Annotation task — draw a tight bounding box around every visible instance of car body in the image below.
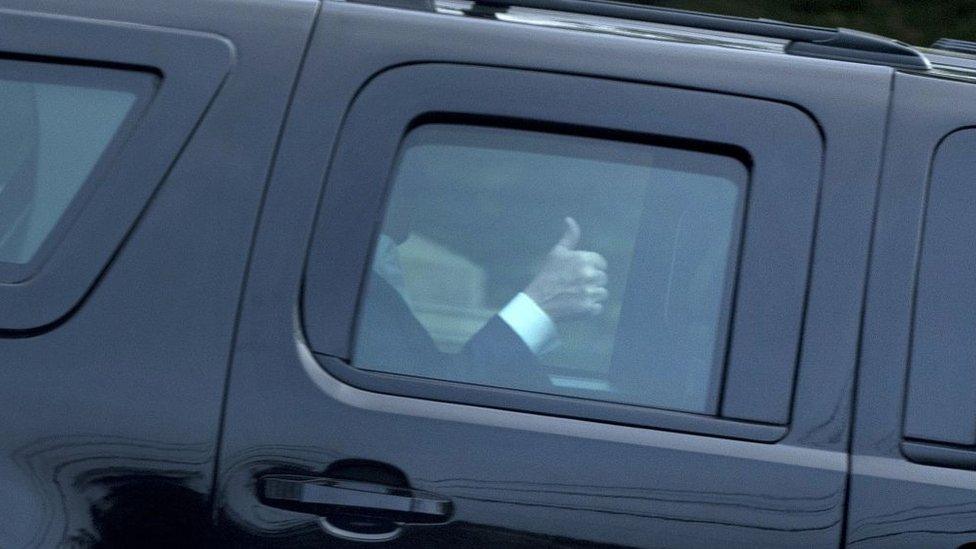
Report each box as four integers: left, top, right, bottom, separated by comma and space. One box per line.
2, 0, 976, 547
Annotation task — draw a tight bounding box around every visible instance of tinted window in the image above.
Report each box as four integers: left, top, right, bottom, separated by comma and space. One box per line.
0, 65, 139, 265
905, 128, 976, 446
352, 124, 746, 414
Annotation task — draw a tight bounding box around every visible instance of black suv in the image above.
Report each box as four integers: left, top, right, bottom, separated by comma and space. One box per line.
3, 0, 976, 547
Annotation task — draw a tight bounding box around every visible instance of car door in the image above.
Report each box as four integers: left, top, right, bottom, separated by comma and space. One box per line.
847, 55, 976, 547
216, 2, 893, 546
0, 0, 316, 546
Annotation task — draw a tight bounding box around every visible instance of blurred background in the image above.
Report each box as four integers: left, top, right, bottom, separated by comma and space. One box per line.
645, 0, 976, 46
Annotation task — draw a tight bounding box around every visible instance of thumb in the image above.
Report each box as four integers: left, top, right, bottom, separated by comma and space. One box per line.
555, 217, 581, 250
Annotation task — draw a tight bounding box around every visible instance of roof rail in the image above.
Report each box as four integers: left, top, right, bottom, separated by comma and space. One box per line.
351, 0, 931, 70
931, 38, 976, 56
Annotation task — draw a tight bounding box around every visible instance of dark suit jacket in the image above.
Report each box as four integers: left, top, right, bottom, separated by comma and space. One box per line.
355, 274, 548, 390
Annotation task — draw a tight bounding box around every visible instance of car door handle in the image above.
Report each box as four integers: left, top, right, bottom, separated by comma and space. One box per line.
259, 474, 454, 524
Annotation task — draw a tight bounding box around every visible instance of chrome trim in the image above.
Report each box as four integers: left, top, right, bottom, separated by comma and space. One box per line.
319, 517, 404, 543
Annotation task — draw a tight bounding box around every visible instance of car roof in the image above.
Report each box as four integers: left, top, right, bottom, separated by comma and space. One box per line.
366, 0, 976, 83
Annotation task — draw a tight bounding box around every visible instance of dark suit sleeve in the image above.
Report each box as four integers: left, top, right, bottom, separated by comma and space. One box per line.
356, 274, 548, 389
460, 315, 549, 389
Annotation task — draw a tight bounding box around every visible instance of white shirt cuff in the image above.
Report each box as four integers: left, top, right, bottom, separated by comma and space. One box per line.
497, 292, 559, 355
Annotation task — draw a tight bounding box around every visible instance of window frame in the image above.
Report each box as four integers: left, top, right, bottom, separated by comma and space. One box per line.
903, 127, 976, 450
302, 63, 823, 440
0, 9, 234, 332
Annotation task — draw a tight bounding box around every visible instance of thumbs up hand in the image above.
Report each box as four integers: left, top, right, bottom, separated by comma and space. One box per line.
523, 217, 609, 321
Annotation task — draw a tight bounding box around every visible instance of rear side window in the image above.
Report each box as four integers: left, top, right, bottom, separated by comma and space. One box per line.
353, 124, 745, 414
303, 64, 824, 438
0, 61, 144, 269
904, 128, 976, 447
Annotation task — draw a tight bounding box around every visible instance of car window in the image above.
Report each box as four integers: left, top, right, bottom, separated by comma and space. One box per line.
905, 128, 976, 446
0, 69, 138, 265
352, 124, 746, 414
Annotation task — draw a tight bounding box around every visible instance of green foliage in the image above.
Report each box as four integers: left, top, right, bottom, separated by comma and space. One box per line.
645, 0, 976, 45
